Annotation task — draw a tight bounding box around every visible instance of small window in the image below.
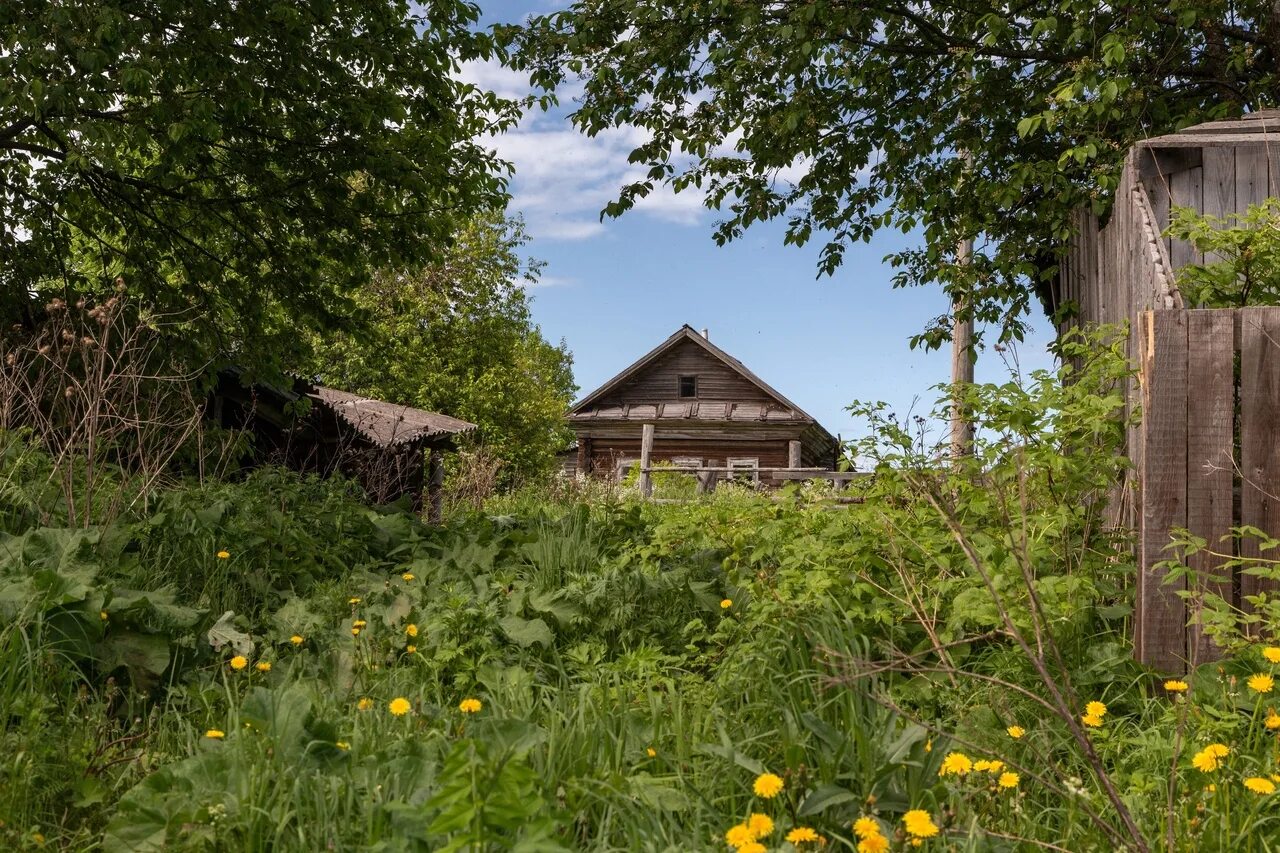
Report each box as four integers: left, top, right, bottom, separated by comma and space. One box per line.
728, 457, 759, 484
671, 456, 702, 468
678, 375, 697, 398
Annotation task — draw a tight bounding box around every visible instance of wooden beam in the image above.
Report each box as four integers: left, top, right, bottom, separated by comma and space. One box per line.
788, 440, 802, 469
427, 449, 444, 524
639, 423, 654, 498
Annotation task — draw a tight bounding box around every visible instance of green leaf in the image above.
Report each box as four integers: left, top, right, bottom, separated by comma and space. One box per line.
499, 614, 553, 648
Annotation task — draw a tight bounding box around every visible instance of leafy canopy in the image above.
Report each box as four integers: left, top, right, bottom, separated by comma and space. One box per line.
305, 212, 576, 483
507, 1, 1280, 347
1, 0, 519, 368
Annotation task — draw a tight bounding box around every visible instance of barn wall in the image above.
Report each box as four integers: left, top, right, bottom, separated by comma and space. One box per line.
599, 339, 773, 404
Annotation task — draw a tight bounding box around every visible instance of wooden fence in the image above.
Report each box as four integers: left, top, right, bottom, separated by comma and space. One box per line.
1138, 308, 1280, 672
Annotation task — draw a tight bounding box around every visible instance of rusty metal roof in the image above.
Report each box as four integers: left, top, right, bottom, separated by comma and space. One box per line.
311, 386, 476, 447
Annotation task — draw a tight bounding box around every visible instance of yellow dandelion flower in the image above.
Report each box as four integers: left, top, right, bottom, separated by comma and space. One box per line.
405, 623, 419, 637
459, 698, 482, 714
1085, 701, 1107, 718
205, 729, 225, 739
1192, 744, 1229, 772
725, 824, 754, 848
1271, 774, 1280, 783
1268, 710, 1280, 730
388, 697, 411, 716
1245, 776, 1276, 794
646, 747, 656, 758
289, 635, 304, 646
1264, 647, 1280, 663
100, 610, 108, 621
974, 759, 1004, 773
401, 572, 415, 582
255, 661, 271, 673
1081, 714, 1103, 727
998, 771, 1019, 789
857, 835, 889, 853
1164, 680, 1189, 692
348, 597, 361, 605
33, 833, 45, 846
336, 741, 350, 750
405, 644, 416, 654
216, 550, 230, 559
1205, 783, 1216, 792
739, 844, 766, 853
902, 809, 939, 838
720, 598, 733, 609
229, 655, 247, 671
357, 697, 373, 711
351, 627, 360, 636
352, 619, 367, 629
853, 817, 880, 839
1006, 725, 1025, 739
1250, 673, 1275, 694
753, 772, 784, 798
786, 827, 819, 844
924, 738, 931, 752
747, 813, 774, 837
911, 840, 923, 849
939, 751, 973, 776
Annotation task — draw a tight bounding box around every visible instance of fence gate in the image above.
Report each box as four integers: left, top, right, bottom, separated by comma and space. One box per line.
1138, 307, 1280, 672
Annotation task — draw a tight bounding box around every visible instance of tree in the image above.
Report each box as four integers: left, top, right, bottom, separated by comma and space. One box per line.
507, 2, 1280, 347
305, 211, 576, 484
1, 0, 518, 369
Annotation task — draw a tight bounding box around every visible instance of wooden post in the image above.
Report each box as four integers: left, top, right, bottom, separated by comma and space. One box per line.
788, 440, 802, 470
950, 237, 975, 460
427, 449, 444, 524
639, 423, 654, 498
576, 437, 592, 478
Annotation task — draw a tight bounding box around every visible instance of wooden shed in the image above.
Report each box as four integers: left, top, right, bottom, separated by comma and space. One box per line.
568, 325, 839, 486
211, 371, 475, 518
1049, 110, 1280, 671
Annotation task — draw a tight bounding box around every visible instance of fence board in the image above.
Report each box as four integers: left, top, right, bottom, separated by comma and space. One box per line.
1184, 310, 1235, 665
1138, 310, 1189, 671
1239, 308, 1280, 614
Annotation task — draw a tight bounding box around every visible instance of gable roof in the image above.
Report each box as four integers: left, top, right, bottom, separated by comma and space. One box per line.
569, 326, 835, 439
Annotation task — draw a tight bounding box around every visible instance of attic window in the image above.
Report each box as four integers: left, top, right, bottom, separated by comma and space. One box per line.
678, 375, 697, 398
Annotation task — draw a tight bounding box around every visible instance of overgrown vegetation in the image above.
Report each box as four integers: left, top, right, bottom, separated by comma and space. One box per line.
4, 330, 1280, 851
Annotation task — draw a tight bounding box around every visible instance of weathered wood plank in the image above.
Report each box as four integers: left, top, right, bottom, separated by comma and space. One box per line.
1239, 308, 1280, 617
1234, 146, 1269, 213
1138, 310, 1189, 672
1140, 133, 1280, 147
788, 440, 802, 469
1168, 166, 1204, 273
639, 423, 654, 497
1185, 310, 1235, 665
1202, 147, 1236, 266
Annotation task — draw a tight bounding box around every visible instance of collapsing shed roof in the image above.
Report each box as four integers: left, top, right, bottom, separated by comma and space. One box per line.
310, 386, 476, 447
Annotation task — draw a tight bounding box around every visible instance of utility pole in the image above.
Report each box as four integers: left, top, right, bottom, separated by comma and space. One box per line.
949, 235, 974, 460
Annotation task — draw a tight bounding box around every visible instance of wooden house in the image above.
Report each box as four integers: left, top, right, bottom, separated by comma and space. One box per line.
567, 325, 838, 485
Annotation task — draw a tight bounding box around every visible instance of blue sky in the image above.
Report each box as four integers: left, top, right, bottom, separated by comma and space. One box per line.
467, 0, 1056, 445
